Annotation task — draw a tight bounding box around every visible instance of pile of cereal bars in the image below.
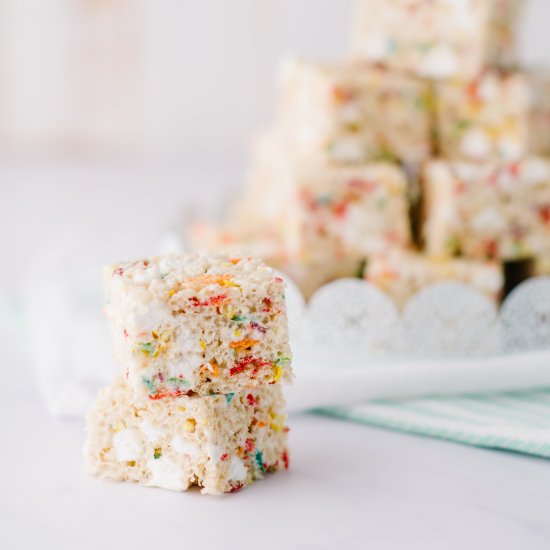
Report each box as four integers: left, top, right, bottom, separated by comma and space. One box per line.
190, 0, 550, 306
85, 254, 292, 494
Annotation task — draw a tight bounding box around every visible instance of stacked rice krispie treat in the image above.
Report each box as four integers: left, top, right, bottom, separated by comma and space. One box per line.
277, 58, 433, 167
85, 254, 292, 494
188, 0, 549, 308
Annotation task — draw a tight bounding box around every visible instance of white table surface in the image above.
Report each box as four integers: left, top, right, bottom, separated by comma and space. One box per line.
2, 376, 550, 550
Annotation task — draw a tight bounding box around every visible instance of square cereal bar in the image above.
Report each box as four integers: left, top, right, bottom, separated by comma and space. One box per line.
436, 71, 531, 161
234, 133, 412, 265
278, 59, 433, 166
282, 162, 411, 262
423, 158, 550, 260
104, 254, 292, 399
246, 152, 411, 265
84, 377, 288, 495
364, 249, 503, 308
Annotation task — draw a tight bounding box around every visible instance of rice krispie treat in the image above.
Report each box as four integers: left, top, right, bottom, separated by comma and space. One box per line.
364, 249, 503, 308
194, 131, 412, 265
436, 71, 531, 161
200, 135, 411, 269
104, 254, 292, 400
278, 59, 433, 166
350, 0, 522, 80
283, 162, 410, 263
246, 153, 411, 266
423, 158, 550, 260
84, 377, 289, 495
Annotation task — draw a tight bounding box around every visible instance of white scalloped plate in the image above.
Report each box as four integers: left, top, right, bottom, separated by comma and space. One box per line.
279, 274, 550, 412
282, 275, 550, 359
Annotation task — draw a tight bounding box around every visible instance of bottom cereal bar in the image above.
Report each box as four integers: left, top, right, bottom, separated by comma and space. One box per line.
364, 249, 503, 308
84, 377, 289, 495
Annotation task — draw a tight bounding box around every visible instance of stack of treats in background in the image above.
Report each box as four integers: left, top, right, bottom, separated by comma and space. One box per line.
190, 0, 550, 305
85, 254, 293, 494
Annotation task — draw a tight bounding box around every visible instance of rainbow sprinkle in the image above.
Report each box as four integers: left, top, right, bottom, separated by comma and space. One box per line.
255, 450, 266, 473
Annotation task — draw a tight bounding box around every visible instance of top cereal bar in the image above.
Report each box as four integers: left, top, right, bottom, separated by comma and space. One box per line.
104, 254, 292, 400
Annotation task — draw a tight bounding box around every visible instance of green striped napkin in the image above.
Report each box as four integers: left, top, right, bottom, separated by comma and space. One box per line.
316, 390, 550, 458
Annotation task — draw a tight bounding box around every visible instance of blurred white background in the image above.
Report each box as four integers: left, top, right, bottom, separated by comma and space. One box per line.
0, 0, 356, 157
0, 0, 549, 158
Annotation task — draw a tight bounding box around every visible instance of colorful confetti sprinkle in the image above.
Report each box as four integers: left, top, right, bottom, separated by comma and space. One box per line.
255, 450, 266, 473
229, 338, 259, 352
282, 450, 289, 470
